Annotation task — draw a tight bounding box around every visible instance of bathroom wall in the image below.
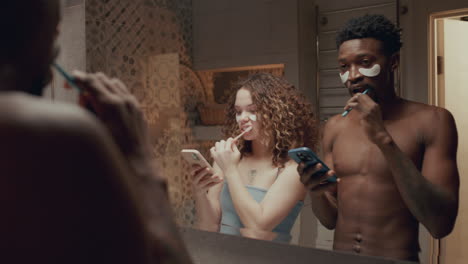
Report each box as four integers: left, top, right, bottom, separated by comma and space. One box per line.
192, 0, 317, 105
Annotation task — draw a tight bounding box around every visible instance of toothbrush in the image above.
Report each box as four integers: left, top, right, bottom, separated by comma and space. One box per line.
234, 126, 252, 141
341, 88, 370, 117
52, 63, 82, 92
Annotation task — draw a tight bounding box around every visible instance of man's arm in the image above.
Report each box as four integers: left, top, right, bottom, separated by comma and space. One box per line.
377, 108, 459, 238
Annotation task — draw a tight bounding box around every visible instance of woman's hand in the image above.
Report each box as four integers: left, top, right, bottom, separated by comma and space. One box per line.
190, 165, 222, 196
210, 138, 241, 174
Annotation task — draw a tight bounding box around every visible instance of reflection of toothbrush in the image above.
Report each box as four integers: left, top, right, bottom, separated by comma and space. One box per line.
52, 63, 82, 92
234, 126, 252, 141
341, 88, 370, 117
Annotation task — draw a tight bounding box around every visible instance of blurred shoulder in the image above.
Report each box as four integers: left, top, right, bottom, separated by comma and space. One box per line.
0, 92, 104, 139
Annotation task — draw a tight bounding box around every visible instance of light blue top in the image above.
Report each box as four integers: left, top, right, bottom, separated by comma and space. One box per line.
219, 182, 304, 243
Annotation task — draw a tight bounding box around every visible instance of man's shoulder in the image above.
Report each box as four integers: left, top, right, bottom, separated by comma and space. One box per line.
0, 92, 104, 141
322, 114, 346, 132
403, 100, 454, 125
402, 100, 456, 144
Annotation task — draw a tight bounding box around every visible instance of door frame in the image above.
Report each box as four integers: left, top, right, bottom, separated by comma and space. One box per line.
428, 8, 468, 107
428, 7, 468, 264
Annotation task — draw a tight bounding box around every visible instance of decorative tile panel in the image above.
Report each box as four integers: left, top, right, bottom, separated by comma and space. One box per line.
85, 0, 205, 227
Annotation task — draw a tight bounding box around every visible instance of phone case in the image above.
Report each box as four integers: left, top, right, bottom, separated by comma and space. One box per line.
181, 149, 213, 169
288, 147, 337, 183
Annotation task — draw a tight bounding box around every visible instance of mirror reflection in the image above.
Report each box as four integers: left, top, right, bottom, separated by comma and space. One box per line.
46, 0, 468, 264
187, 72, 317, 244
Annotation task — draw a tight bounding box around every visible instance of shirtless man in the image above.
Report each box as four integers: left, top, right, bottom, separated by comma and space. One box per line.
299, 15, 459, 261
0, 1, 191, 263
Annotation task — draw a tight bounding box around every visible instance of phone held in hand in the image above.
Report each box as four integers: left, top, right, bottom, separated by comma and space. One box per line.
181, 149, 213, 170
288, 147, 337, 183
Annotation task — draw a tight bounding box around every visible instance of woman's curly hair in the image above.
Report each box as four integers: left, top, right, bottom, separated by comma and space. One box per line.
222, 73, 319, 168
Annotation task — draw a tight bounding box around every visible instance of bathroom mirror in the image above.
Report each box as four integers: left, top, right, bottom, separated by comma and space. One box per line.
50, 1, 458, 264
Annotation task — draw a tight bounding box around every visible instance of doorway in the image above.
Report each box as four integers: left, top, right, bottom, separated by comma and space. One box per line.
429, 8, 468, 264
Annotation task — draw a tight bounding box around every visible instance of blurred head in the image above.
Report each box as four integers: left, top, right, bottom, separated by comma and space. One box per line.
224, 73, 318, 167
336, 14, 402, 101
0, 0, 61, 95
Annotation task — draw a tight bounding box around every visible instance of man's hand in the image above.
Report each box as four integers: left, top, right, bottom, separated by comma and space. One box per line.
344, 92, 392, 145
297, 162, 338, 196
72, 71, 150, 160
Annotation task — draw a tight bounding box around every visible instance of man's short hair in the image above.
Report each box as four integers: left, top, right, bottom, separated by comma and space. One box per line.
336, 14, 402, 55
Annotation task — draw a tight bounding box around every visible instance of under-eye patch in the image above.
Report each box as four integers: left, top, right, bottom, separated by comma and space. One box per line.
236, 114, 257, 122
339, 71, 349, 84
359, 64, 381, 77
339, 64, 381, 83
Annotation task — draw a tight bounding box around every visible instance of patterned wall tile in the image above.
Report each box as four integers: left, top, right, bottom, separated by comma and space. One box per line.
85, 19, 108, 51
86, 48, 108, 73
148, 53, 180, 109
86, 0, 203, 227
86, 0, 145, 25
107, 22, 150, 58
85, 19, 109, 72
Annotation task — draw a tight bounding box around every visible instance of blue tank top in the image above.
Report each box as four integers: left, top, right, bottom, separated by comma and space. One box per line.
219, 182, 304, 243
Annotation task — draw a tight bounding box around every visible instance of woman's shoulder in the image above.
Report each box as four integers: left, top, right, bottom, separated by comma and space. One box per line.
279, 160, 300, 175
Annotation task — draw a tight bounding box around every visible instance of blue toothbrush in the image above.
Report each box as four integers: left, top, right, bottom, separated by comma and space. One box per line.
341, 88, 370, 117
52, 63, 82, 92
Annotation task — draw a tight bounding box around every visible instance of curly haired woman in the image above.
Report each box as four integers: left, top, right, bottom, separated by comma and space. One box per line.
191, 73, 318, 242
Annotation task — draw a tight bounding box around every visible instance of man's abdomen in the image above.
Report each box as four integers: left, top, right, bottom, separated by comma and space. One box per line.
333, 175, 420, 261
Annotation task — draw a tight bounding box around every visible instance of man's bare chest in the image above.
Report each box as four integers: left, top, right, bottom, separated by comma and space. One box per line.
331, 120, 424, 180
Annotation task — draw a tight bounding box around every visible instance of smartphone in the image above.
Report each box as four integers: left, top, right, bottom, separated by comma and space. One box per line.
288, 147, 337, 183
181, 149, 213, 170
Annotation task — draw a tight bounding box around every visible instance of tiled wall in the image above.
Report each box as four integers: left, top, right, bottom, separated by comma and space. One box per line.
85, 0, 204, 227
